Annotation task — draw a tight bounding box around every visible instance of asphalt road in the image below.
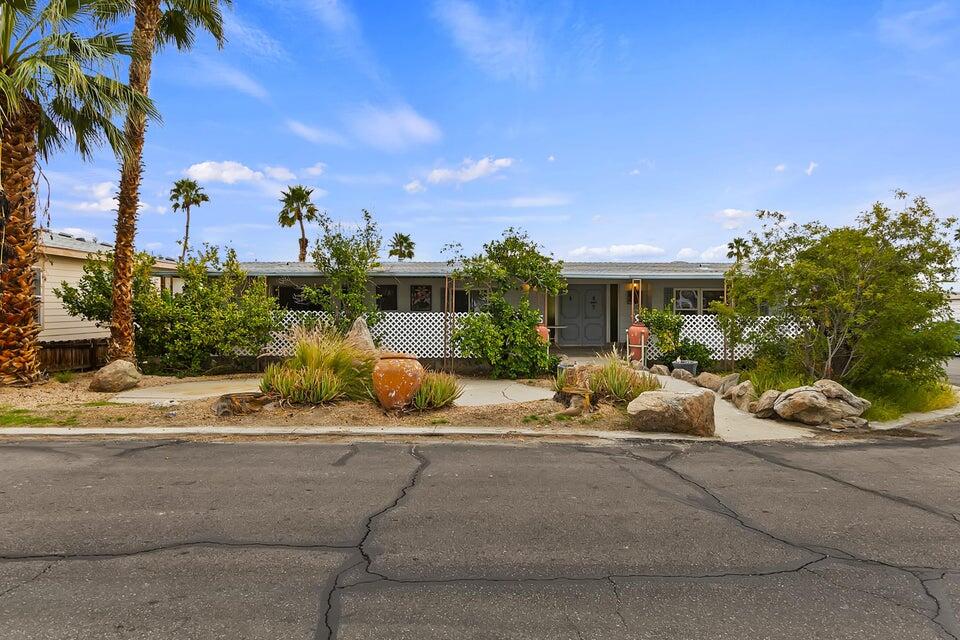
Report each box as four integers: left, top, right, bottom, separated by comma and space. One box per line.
1, 435, 960, 639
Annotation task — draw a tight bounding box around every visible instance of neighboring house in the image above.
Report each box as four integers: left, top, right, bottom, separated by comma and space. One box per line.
240, 260, 729, 349
36, 230, 179, 369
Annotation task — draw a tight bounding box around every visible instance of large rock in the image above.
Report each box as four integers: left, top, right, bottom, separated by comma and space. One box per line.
344, 317, 377, 353
649, 364, 670, 376
671, 367, 696, 383
626, 389, 716, 436
773, 386, 842, 425
813, 379, 871, 413
717, 372, 740, 397
695, 372, 722, 391
751, 389, 781, 419
725, 380, 758, 412
89, 359, 142, 392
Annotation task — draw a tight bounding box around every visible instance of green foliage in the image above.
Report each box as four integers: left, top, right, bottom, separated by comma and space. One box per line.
637, 307, 683, 355
727, 192, 959, 386
260, 329, 376, 404
388, 232, 416, 261
0, 406, 51, 427
744, 357, 811, 395
587, 356, 661, 404
303, 209, 383, 333
673, 338, 714, 368
859, 380, 957, 422
412, 371, 463, 410
53, 371, 75, 383
449, 228, 566, 379
57, 247, 279, 375
552, 368, 569, 393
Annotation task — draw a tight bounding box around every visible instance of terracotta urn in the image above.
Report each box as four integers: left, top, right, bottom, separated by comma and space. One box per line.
535, 323, 550, 343
372, 352, 425, 410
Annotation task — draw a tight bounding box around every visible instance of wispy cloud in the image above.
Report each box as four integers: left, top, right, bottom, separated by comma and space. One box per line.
774, 163, 787, 172
303, 162, 327, 176
264, 166, 297, 181
223, 11, 287, 60
304, 0, 381, 79
53, 226, 100, 242
699, 245, 729, 261
404, 179, 426, 194
186, 161, 263, 184
805, 161, 819, 176
569, 243, 665, 258
347, 104, 441, 152
194, 58, 269, 100
713, 208, 751, 230
427, 156, 513, 184
286, 119, 347, 146
878, 2, 959, 49
433, 0, 542, 83
59, 181, 160, 215
676, 247, 699, 260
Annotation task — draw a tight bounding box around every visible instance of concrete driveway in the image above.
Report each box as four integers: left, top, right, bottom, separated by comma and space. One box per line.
1, 435, 959, 639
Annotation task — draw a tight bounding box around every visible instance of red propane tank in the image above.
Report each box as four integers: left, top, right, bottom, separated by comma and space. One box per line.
627, 321, 650, 361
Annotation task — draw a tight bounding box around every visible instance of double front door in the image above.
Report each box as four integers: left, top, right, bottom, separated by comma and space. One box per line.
558, 285, 606, 346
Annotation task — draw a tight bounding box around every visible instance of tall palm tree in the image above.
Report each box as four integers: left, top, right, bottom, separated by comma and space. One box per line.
0, 0, 153, 384
102, 0, 229, 362
169, 178, 208, 261
726, 237, 749, 263
388, 232, 415, 261
278, 185, 320, 262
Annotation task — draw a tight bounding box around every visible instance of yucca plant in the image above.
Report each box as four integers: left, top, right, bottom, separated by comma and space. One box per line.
411, 371, 463, 411
588, 360, 661, 404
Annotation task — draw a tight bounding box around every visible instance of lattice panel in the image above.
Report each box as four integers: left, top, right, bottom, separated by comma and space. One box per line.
644, 315, 803, 361
260, 311, 476, 359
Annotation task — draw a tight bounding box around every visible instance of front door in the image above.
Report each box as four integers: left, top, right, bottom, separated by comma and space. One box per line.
558, 285, 607, 346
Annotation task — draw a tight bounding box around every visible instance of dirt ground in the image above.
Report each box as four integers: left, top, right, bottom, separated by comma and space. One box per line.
0, 372, 636, 431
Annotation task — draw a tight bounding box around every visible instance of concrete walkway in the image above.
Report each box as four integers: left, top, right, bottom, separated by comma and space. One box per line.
113, 375, 554, 408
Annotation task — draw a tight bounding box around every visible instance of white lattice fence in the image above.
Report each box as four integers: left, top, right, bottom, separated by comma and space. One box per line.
645, 315, 803, 360
261, 311, 477, 359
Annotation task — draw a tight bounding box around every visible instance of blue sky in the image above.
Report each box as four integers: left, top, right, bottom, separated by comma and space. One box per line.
45, 0, 960, 262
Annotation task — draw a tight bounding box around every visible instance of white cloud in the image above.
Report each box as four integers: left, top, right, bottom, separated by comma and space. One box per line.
61, 181, 158, 214
547, 154, 555, 162
196, 58, 268, 100
427, 156, 513, 184
699, 245, 729, 261
878, 2, 958, 49
404, 179, 426, 194
805, 161, 819, 176
628, 169, 642, 176
713, 208, 752, 230
628, 159, 655, 175
303, 162, 327, 176
185, 161, 264, 184
264, 166, 297, 181
433, 0, 542, 83
504, 194, 568, 207
676, 247, 699, 260
347, 104, 441, 152
286, 119, 347, 146
570, 243, 665, 258
774, 163, 786, 172
223, 11, 287, 60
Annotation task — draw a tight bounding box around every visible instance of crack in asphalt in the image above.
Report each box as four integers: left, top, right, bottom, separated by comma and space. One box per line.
736, 444, 960, 526
0, 562, 53, 600
331, 445, 359, 467
112, 440, 184, 458
918, 571, 960, 640
605, 577, 628, 629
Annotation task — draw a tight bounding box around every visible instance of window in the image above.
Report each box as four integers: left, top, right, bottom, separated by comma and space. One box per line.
33, 268, 43, 327
274, 285, 323, 311
454, 290, 469, 312
376, 285, 398, 311
410, 285, 432, 311
673, 288, 725, 315
702, 290, 725, 314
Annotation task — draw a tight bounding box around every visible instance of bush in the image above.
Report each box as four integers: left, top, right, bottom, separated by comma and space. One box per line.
638, 307, 683, 355
745, 357, 811, 395
858, 378, 957, 422
261, 329, 376, 404
587, 354, 661, 404
412, 372, 463, 410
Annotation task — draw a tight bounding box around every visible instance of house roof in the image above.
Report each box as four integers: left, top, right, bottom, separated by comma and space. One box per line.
237, 260, 730, 280
39, 230, 179, 271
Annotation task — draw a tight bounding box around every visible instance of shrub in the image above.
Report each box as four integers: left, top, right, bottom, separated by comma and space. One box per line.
859, 379, 957, 422
53, 371, 75, 383
552, 368, 569, 393
587, 355, 661, 404
638, 307, 683, 354
260, 330, 376, 404
412, 372, 463, 410
745, 357, 811, 395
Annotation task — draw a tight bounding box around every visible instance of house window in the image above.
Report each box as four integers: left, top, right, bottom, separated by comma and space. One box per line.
673, 288, 725, 315
702, 290, 725, 314
410, 285, 432, 311
274, 285, 323, 311
376, 285, 398, 311
453, 289, 484, 312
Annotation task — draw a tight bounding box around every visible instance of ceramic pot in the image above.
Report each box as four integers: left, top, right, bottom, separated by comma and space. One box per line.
535, 323, 550, 343
372, 352, 425, 410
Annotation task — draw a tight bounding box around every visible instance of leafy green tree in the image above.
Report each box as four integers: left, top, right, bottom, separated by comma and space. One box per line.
727, 192, 959, 385
0, 0, 153, 383
388, 232, 415, 261
303, 209, 382, 333
278, 185, 320, 262
449, 229, 567, 378
169, 178, 209, 261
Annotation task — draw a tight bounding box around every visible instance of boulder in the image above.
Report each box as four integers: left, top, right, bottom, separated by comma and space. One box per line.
695, 372, 722, 391
773, 387, 841, 425
626, 389, 716, 437
751, 389, 781, 419
213, 392, 276, 416
725, 380, 758, 412
344, 317, 377, 353
89, 360, 142, 392
828, 416, 869, 430
813, 379, 871, 413
717, 372, 740, 397
649, 364, 670, 376
671, 367, 696, 383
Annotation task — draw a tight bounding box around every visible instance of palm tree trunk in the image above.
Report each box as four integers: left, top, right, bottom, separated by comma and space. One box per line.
109, 0, 161, 362
298, 216, 307, 262
0, 101, 42, 384
180, 206, 190, 262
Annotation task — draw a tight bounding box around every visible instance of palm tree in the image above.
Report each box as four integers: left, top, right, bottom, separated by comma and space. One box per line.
278, 186, 320, 262
0, 1, 153, 384
388, 233, 415, 261
726, 238, 749, 263
169, 178, 208, 261
102, 0, 229, 362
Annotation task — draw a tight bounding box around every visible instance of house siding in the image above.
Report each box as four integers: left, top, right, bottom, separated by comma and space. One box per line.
38, 254, 109, 343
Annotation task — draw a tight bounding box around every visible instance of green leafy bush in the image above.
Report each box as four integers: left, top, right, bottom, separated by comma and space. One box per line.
859, 379, 957, 422
638, 307, 683, 354
745, 357, 811, 395
412, 372, 463, 410
587, 356, 661, 404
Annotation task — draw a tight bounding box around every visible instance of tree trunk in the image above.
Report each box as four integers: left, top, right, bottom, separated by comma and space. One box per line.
109, 0, 161, 362
298, 216, 307, 262
180, 206, 190, 262
0, 101, 42, 384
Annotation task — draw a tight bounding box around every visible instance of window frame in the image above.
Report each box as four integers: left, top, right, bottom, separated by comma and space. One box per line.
409, 284, 433, 312
673, 287, 725, 315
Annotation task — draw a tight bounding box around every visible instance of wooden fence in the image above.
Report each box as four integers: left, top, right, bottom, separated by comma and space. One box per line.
39, 339, 109, 373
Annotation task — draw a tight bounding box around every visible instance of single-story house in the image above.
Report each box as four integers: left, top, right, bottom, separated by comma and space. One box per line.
240, 260, 730, 349
36, 230, 180, 370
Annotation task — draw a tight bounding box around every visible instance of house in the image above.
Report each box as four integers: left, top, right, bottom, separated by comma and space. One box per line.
240, 260, 730, 349
36, 230, 180, 370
